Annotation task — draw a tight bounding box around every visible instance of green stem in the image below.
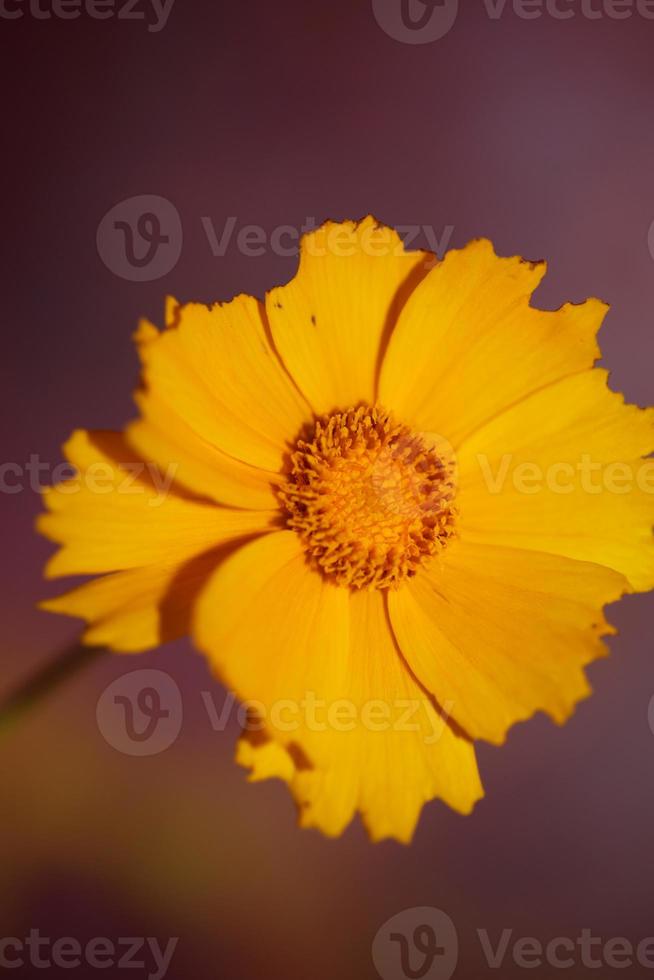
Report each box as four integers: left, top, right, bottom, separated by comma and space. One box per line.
0, 641, 105, 734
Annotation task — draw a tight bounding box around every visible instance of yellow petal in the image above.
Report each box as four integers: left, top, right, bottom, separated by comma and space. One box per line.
389, 539, 627, 745
40, 549, 227, 652
379, 239, 605, 445
235, 731, 295, 784
37, 430, 277, 577
127, 387, 278, 510
135, 294, 310, 471
205, 547, 483, 842
296, 590, 482, 842
193, 531, 351, 770
457, 369, 654, 590
266, 216, 432, 413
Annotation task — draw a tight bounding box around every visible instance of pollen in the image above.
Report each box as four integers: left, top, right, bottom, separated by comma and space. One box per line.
280, 405, 457, 590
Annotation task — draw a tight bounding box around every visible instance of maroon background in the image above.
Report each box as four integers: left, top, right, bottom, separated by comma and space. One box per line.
2, 1, 654, 978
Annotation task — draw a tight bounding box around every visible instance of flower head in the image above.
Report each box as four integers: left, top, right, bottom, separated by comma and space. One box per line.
280, 404, 457, 589
39, 217, 654, 843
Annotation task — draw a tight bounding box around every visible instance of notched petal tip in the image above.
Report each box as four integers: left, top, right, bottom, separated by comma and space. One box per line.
60, 428, 89, 462
295, 213, 432, 263
447, 237, 548, 284
165, 295, 182, 328
133, 318, 159, 348
133, 296, 182, 350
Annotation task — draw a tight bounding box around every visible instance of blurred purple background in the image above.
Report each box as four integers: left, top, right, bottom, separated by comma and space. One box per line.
2, 1, 654, 977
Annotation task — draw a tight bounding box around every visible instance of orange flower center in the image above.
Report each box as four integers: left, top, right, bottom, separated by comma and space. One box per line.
280, 405, 457, 589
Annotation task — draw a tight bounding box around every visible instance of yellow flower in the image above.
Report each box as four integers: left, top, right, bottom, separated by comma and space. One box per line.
39, 217, 654, 843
